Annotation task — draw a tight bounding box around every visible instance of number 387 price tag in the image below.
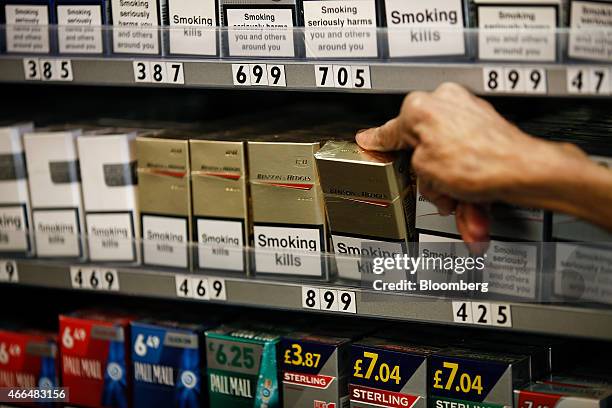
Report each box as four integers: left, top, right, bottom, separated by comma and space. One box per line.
133, 61, 185, 84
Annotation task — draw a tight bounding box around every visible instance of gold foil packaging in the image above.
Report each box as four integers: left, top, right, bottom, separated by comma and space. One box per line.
137, 132, 192, 269
190, 138, 249, 274
315, 140, 415, 281
248, 133, 328, 278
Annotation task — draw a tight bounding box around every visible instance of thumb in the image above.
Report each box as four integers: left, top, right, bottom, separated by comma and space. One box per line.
355, 117, 415, 152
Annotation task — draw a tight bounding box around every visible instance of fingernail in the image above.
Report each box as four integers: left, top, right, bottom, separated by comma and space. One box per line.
355, 128, 374, 146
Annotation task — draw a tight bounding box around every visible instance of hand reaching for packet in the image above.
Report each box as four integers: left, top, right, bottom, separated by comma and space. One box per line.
355, 83, 612, 249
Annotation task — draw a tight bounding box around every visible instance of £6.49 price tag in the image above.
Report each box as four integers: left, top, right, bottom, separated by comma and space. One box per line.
0, 260, 18, 283
314, 65, 371, 89
452, 301, 512, 327
174, 275, 227, 301
70, 266, 119, 291
23, 58, 73, 81
231, 63, 286, 87
133, 61, 185, 84
483, 66, 546, 94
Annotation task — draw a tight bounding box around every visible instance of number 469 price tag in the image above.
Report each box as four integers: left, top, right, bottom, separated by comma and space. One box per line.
175, 275, 227, 301
70, 266, 119, 291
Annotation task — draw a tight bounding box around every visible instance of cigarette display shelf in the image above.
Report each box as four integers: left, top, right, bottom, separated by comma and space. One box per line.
3, 259, 612, 341
0, 26, 611, 97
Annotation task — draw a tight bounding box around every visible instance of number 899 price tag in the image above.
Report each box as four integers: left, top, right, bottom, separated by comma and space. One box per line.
483, 67, 546, 94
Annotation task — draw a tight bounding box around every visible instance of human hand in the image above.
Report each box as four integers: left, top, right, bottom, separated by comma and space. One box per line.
355, 83, 591, 245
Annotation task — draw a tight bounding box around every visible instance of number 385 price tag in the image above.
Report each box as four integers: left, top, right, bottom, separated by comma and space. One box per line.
23, 58, 73, 81
70, 266, 119, 291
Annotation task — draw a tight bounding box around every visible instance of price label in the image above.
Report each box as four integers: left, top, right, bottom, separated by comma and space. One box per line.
283, 342, 323, 369
353, 350, 401, 385
70, 266, 119, 291
133, 61, 185, 84
174, 275, 226, 301
23, 58, 40, 80
484, 67, 546, 94
338, 290, 357, 313
24, 59, 73, 81
314, 65, 371, 89
0, 260, 18, 283
452, 301, 473, 324
567, 67, 611, 95
175, 274, 192, 298
231, 64, 286, 87
452, 301, 511, 327
317, 289, 337, 311
191, 277, 210, 300
207, 338, 256, 369
432, 361, 484, 397
302, 286, 320, 310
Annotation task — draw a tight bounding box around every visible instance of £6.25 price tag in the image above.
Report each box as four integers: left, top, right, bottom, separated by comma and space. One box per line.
0, 260, 18, 283
70, 266, 119, 291
314, 65, 371, 89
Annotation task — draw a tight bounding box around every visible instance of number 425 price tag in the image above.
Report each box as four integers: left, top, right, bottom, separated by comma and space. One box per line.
452, 301, 512, 327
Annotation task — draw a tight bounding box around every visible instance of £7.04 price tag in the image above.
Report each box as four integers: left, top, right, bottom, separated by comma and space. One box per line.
314, 65, 371, 89
0, 260, 18, 283
70, 266, 119, 291
133, 61, 185, 84
23, 58, 73, 81
175, 275, 227, 301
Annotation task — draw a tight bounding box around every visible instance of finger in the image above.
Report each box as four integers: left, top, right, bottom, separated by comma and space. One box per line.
455, 203, 490, 255
355, 118, 415, 152
418, 177, 457, 216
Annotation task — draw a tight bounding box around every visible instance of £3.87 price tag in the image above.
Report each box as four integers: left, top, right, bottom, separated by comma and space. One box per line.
133, 61, 185, 84
0, 260, 18, 283
23, 58, 73, 81
175, 275, 227, 301
314, 65, 371, 89
70, 266, 119, 291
